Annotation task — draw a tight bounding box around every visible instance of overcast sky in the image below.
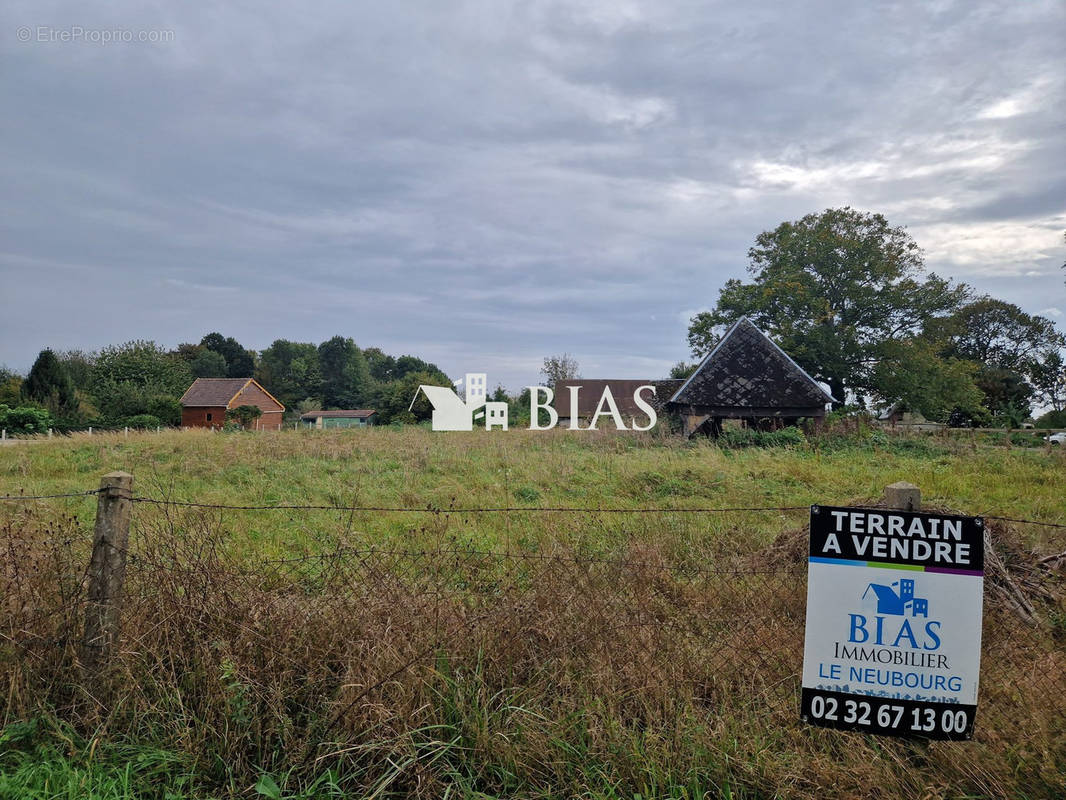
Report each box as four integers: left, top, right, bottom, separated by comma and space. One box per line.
2, 0, 1064, 390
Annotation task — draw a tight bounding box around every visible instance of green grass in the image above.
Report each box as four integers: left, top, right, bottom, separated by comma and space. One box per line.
1, 426, 1063, 555
1, 428, 1063, 799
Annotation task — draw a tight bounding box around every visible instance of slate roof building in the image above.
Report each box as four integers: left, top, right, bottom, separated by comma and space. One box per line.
667, 317, 835, 437
180, 378, 285, 430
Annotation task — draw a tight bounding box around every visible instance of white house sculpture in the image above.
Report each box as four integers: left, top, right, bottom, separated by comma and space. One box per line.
411, 373, 508, 431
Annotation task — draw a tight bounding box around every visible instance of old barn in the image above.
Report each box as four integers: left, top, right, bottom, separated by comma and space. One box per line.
180, 378, 285, 430
552, 379, 681, 428
668, 317, 835, 436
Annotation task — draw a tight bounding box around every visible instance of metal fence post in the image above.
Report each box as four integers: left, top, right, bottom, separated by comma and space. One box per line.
81, 471, 134, 689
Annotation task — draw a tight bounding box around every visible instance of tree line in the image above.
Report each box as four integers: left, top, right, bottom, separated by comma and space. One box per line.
4, 208, 1062, 434
683, 208, 1065, 428
0, 334, 453, 433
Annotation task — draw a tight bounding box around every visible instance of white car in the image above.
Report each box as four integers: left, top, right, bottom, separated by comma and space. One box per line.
1046, 432, 1066, 445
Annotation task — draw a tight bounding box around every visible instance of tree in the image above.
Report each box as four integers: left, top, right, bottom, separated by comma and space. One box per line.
687, 208, 969, 405
393, 355, 445, 379
93, 341, 192, 395
55, 350, 95, 390
974, 367, 1034, 422
934, 298, 1064, 369
870, 339, 982, 423
190, 349, 228, 378
927, 298, 1063, 419
669, 361, 697, 379
256, 340, 321, 410
90, 341, 192, 423
226, 404, 263, 428
318, 336, 372, 409
22, 349, 78, 415
540, 354, 579, 388
371, 370, 449, 424
363, 347, 396, 382
0, 367, 22, 407
1030, 351, 1066, 412
200, 333, 256, 378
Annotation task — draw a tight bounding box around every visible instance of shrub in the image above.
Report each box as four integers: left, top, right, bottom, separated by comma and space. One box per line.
0, 404, 53, 434
226, 405, 263, 428
718, 426, 805, 449
1035, 409, 1066, 429
124, 414, 162, 430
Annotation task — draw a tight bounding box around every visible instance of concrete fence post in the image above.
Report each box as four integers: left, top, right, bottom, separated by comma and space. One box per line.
124, 426, 129, 438
81, 471, 134, 692
1, 429, 5, 441
884, 481, 920, 512
48, 428, 53, 438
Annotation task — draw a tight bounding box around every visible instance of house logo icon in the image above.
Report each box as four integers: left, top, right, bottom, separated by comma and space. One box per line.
410, 373, 508, 432
862, 578, 930, 618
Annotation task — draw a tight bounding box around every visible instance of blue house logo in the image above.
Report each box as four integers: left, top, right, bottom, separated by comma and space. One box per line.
862, 578, 929, 618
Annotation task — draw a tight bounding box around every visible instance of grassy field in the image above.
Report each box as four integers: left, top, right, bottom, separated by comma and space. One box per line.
0, 428, 1064, 799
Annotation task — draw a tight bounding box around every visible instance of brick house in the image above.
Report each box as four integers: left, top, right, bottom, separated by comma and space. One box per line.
179, 378, 285, 430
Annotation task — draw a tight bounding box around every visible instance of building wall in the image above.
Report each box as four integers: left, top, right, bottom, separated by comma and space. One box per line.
182, 406, 226, 428
253, 411, 285, 430
302, 416, 375, 428
322, 416, 366, 428
231, 383, 284, 414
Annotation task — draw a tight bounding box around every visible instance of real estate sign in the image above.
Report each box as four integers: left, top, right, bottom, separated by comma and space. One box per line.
801, 505, 984, 740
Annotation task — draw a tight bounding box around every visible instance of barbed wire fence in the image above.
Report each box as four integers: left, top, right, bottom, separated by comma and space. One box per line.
0, 474, 1063, 775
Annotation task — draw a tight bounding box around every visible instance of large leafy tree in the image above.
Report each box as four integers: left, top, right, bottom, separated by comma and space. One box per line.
927, 298, 1064, 420
90, 341, 192, 423
540, 354, 579, 389
1030, 351, 1066, 412
870, 339, 982, 423
687, 208, 969, 404
317, 336, 372, 409
256, 340, 321, 409
0, 367, 21, 407
934, 298, 1063, 368
200, 332, 256, 378
190, 349, 228, 378
362, 347, 397, 382
22, 349, 78, 415
371, 369, 452, 424
55, 350, 96, 390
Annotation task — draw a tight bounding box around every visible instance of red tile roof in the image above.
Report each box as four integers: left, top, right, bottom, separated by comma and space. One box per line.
180, 378, 251, 407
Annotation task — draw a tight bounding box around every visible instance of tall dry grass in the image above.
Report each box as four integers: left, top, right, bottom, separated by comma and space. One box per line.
1, 493, 1063, 798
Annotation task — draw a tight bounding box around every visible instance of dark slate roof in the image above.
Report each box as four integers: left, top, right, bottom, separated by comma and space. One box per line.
552, 379, 682, 418
300, 410, 377, 419
669, 318, 836, 409
180, 378, 253, 407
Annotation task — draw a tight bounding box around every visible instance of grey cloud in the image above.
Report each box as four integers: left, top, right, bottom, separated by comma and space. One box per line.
1, 0, 1064, 390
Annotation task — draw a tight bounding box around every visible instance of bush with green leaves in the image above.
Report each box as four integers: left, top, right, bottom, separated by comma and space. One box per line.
0, 405, 53, 434
718, 426, 806, 449
124, 414, 162, 429
226, 404, 263, 428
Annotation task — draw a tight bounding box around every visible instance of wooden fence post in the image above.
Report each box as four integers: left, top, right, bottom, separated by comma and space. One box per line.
81, 471, 134, 689
884, 481, 920, 512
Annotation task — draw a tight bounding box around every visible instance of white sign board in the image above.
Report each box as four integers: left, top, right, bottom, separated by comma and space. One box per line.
801, 505, 984, 739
